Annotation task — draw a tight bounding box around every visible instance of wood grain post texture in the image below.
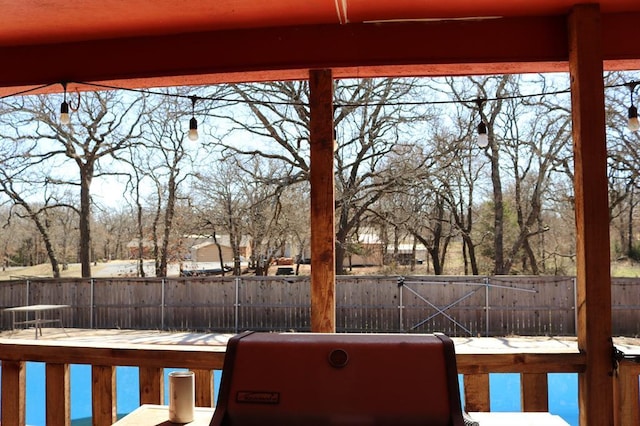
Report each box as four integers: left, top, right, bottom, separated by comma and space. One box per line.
92, 365, 116, 425
46, 363, 70, 426
139, 366, 164, 405
193, 369, 214, 407
568, 4, 614, 426
464, 374, 490, 412
309, 69, 336, 333
1, 360, 26, 426
521, 373, 548, 412
613, 362, 640, 426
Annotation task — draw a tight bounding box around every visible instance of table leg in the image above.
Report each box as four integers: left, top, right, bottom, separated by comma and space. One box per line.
35, 311, 40, 339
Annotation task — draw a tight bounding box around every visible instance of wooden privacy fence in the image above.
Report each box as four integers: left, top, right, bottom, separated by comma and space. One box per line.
1, 275, 640, 337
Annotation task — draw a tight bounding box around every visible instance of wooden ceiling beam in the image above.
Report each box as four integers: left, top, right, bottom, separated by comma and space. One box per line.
1, 12, 639, 95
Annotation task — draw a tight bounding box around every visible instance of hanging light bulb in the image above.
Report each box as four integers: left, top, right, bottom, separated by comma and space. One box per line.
475, 98, 489, 148
60, 101, 70, 125
60, 82, 70, 125
629, 106, 640, 132
477, 121, 489, 148
187, 96, 199, 141
627, 82, 640, 132
188, 116, 198, 141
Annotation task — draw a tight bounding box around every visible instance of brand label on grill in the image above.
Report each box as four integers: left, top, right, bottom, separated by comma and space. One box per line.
236, 391, 280, 404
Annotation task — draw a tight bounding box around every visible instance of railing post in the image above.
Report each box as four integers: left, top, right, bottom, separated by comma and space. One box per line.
92, 365, 116, 425
139, 367, 164, 405
521, 373, 548, 412
464, 373, 490, 412
1, 360, 26, 426
46, 363, 70, 426
193, 369, 214, 407
614, 362, 640, 426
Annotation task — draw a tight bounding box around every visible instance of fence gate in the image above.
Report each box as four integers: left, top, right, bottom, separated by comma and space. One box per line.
398, 277, 486, 336
397, 277, 538, 336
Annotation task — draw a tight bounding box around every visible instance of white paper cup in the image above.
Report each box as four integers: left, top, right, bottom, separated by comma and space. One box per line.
169, 370, 195, 423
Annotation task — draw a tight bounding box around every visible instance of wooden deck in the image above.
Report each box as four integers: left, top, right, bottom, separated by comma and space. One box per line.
1, 327, 639, 425
2, 327, 639, 355
0, 327, 233, 347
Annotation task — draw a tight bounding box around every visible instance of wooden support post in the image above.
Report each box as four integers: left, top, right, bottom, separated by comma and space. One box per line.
614, 362, 640, 426
1, 360, 26, 426
46, 363, 70, 426
568, 4, 614, 426
193, 369, 214, 407
521, 373, 548, 412
92, 365, 117, 426
139, 366, 164, 405
464, 373, 490, 412
309, 68, 336, 333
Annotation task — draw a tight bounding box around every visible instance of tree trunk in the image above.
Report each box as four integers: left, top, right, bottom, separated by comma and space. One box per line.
35, 217, 61, 278
158, 174, 177, 278
335, 209, 349, 275
79, 168, 93, 277
210, 231, 226, 277
628, 188, 634, 258
523, 238, 540, 274
462, 233, 480, 275
136, 203, 146, 277
488, 136, 505, 274
152, 185, 163, 277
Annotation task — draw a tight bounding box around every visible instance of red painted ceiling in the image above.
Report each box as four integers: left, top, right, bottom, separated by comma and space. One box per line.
2, 0, 639, 46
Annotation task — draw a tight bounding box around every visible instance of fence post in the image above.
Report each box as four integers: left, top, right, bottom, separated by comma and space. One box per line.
485, 276, 490, 336
26, 279, 30, 305
234, 277, 240, 334
161, 278, 166, 331
397, 276, 404, 332
90, 278, 94, 329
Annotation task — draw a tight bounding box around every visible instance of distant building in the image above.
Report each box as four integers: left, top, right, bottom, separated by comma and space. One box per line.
392, 242, 428, 265
346, 233, 384, 266
344, 233, 429, 267
188, 235, 252, 263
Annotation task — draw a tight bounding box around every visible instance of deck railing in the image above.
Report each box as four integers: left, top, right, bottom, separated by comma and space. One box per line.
615, 360, 640, 426
0, 339, 637, 425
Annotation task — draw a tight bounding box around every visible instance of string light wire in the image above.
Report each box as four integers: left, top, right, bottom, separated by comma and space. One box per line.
0, 78, 637, 112
0, 80, 576, 108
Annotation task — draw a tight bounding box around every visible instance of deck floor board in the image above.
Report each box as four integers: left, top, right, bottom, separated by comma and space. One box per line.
0, 328, 638, 355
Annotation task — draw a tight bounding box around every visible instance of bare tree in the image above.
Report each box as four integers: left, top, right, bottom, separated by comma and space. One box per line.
212, 78, 436, 274
602, 72, 640, 260
139, 94, 198, 277
0, 131, 78, 277
0, 90, 146, 276
193, 159, 248, 276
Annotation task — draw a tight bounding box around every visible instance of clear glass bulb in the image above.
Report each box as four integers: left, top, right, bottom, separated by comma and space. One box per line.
60, 101, 70, 125
629, 106, 639, 131
188, 117, 198, 141
476, 121, 489, 148
477, 133, 489, 148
